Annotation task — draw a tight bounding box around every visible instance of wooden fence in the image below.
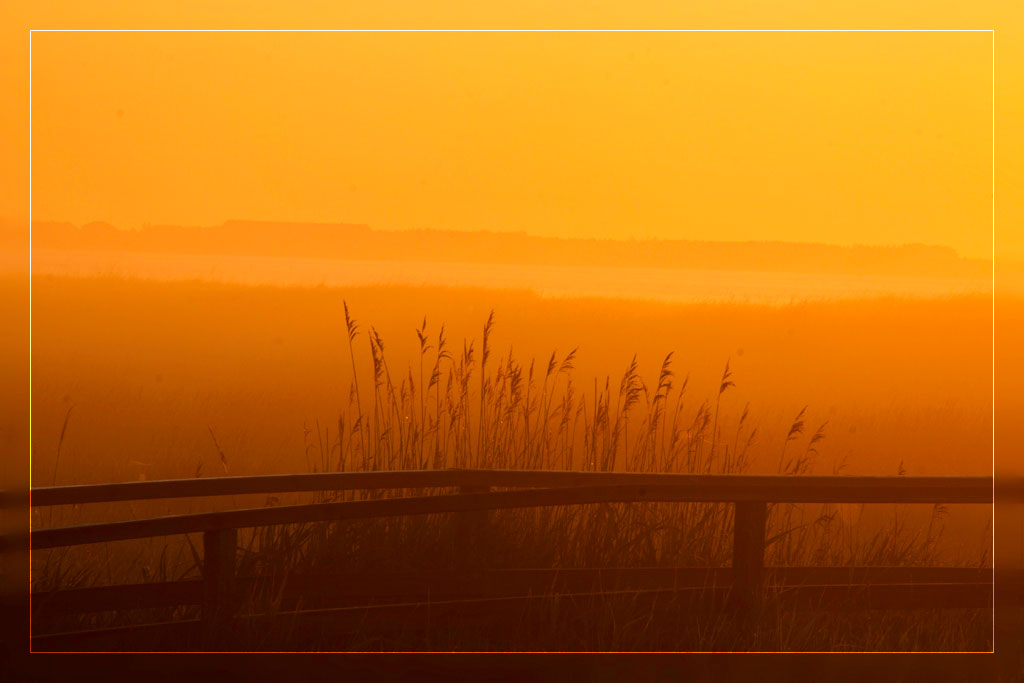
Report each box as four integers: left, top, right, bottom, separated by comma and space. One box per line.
24, 469, 996, 650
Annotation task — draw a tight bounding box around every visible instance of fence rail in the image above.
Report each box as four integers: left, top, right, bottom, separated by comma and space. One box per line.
24, 469, 997, 650
32, 566, 994, 619
30, 469, 993, 507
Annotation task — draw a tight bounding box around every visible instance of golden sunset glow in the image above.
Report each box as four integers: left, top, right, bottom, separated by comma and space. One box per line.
29, 30, 994, 256
5, 1, 1023, 665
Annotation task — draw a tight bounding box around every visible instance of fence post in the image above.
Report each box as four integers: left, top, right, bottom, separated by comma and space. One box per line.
732, 501, 767, 612
202, 527, 237, 647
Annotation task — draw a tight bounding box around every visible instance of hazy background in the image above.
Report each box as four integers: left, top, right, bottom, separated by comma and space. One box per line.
1, 9, 1020, 660
17, 28, 1000, 479
27, 31, 993, 257
2, 21, 1017, 603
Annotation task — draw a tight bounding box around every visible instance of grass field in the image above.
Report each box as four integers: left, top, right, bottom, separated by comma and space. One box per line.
22, 273, 1000, 651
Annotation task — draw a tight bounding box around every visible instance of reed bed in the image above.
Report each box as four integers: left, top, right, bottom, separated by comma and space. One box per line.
30, 305, 992, 651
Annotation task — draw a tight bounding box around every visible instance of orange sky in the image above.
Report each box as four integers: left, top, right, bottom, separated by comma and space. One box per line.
2, 3, 1021, 261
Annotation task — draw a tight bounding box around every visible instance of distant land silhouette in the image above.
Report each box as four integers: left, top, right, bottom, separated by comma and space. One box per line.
31, 219, 992, 279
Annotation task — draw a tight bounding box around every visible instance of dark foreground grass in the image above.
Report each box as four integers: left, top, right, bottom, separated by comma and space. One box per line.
30, 307, 992, 651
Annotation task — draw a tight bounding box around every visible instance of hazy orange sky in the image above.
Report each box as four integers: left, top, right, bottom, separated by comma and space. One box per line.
3, 3, 1021, 261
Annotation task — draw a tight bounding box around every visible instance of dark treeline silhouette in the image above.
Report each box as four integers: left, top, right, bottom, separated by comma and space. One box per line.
33, 219, 991, 279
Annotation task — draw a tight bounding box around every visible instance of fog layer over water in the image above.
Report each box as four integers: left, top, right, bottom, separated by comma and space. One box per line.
31, 249, 992, 304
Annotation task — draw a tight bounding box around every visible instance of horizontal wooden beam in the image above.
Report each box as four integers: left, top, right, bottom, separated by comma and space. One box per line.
33, 579, 203, 617
30, 481, 992, 550
241, 583, 993, 638
31, 619, 200, 652
30, 470, 994, 507
31, 566, 992, 619
31, 581, 993, 651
